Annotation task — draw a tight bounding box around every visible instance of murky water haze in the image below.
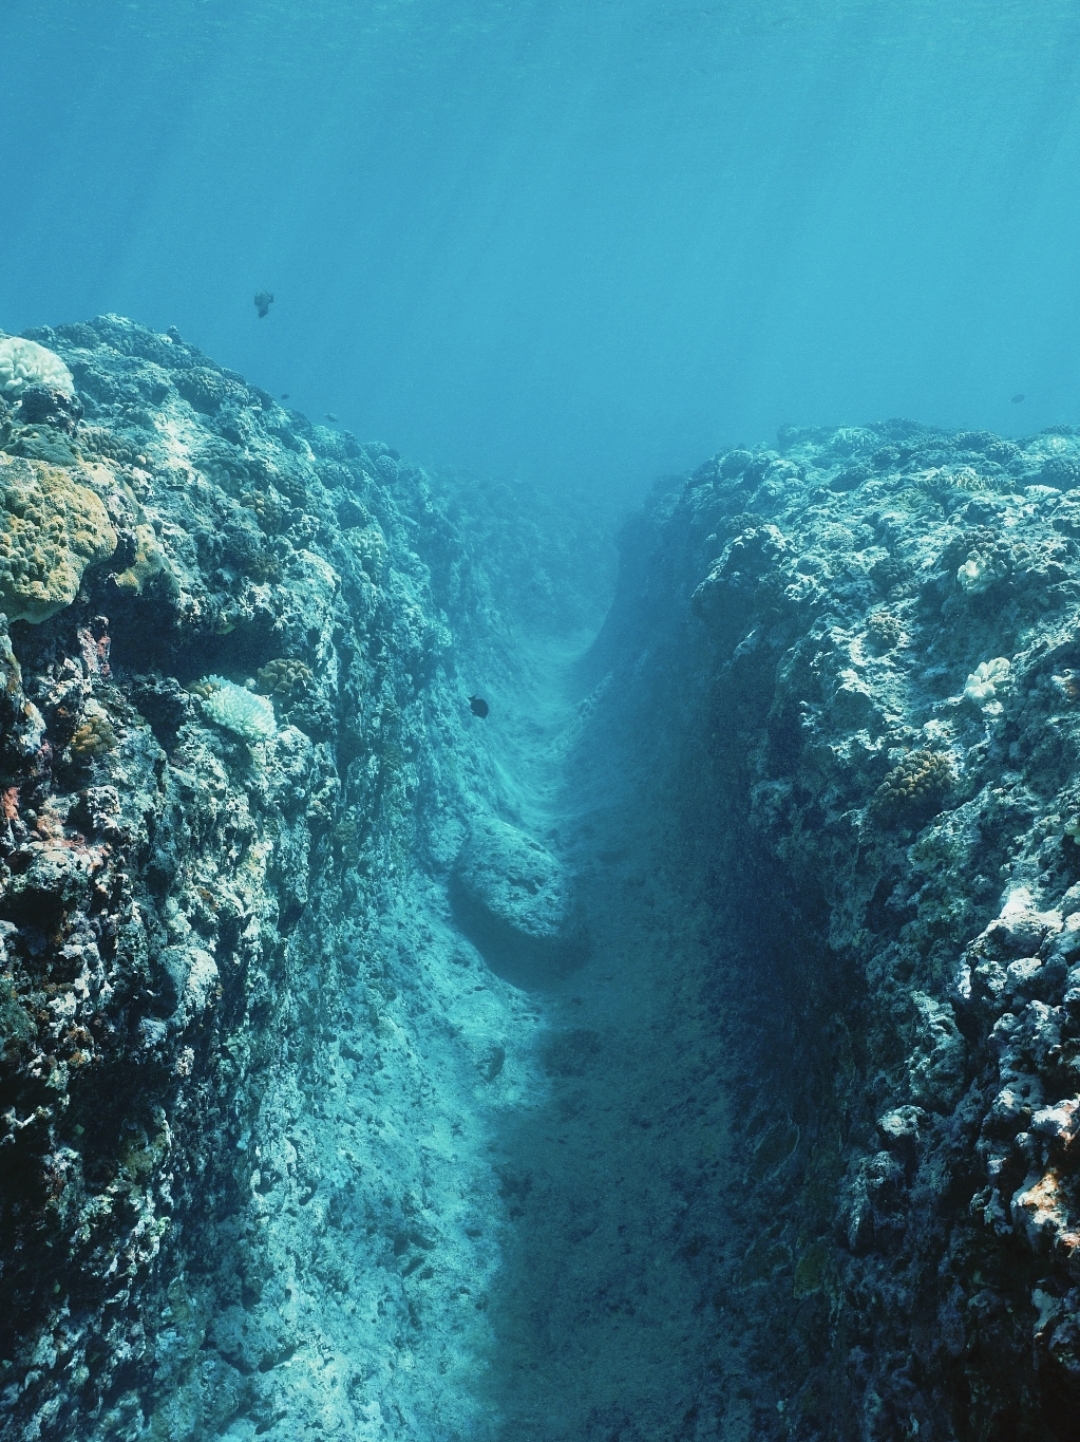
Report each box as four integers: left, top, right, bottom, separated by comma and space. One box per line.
3, 0, 1080, 497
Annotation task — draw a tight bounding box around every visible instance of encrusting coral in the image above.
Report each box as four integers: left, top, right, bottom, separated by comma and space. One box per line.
112, 521, 169, 596
0, 454, 117, 622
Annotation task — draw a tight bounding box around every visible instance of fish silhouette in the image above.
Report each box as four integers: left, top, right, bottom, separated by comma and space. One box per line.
1011, 393, 1025, 404
254, 290, 274, 319
469, 696, 490, 718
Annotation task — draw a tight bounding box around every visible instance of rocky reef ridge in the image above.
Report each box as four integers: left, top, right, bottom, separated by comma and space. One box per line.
584, 420, 1080, 1439
0, 316, 604, 1441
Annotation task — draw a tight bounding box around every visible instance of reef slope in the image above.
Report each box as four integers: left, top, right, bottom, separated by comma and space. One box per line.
579, 425, 1080, 1439
0, 316, 608, 1441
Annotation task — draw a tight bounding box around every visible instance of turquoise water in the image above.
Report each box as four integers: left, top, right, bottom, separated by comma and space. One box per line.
4, 2, 1080, 495
5, 7, 1080, 1439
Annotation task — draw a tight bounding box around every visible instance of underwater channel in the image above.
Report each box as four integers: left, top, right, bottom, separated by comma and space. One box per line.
4, 3, 1080, 1440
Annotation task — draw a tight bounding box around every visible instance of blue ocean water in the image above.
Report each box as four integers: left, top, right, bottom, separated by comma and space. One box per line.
4, 1, 1080, 498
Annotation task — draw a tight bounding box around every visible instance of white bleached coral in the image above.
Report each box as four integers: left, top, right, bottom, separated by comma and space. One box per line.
0, 337, 75, 398
195, 676, 276, 741
963, 657, 1011, 709
957, 554, 998, 593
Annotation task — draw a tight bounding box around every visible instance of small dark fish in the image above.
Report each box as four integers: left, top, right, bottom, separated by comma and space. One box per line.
469, 695, 489, 718
254, 290, 274, 319
326, 412, 339, 423
280, 392, 290, 400
1011, 393, 1026, 404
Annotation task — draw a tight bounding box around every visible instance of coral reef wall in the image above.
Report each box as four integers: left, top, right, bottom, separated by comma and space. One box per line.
0, 317, 607, 1441
5, 313, 1080, 1442
581, 424, 1080, 1440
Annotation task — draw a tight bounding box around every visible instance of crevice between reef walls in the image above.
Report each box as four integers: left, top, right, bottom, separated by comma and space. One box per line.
572, 481, 859, 1439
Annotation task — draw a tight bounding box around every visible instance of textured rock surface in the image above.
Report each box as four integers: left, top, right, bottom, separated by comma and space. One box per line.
0, 316, 609, 1441
581, 421, 1080, 1440
5, 312, 1080, 1442
450, 816, 584, 986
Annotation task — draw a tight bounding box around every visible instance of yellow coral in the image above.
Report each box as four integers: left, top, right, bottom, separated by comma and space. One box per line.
113, 522, 168, 595
0, 455, 117, 622
257, 657, 313, 697
872, 749, 952, 823
70, 713, 118, 759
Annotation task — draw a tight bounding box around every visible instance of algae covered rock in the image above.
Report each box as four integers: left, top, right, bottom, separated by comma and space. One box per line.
0, 454, 117, 621
0, 313, 616, 1442
591, 415, 1080, 1439
451, 816, 585, 985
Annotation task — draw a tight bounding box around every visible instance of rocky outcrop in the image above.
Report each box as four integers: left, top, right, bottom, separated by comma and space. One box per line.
0, 317, 604, 1441
450, 816, 585, 987
584, 422, 1080, 1439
